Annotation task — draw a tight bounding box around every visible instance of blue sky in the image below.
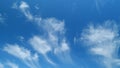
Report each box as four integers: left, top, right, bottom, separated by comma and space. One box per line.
0, 0, 120, 68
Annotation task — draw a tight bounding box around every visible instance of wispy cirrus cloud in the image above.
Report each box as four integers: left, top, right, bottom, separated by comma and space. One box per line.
11, 1, 73, 66
4, 44, 40, 68
0, 61, 19, 68
7, 61, 19, 68
29, 36, 55, 65
81, 21, 120, 68
54, 39, 72, 63
28, 18, 72, 64
94, 0, 114, 12
19, 1, 33, 20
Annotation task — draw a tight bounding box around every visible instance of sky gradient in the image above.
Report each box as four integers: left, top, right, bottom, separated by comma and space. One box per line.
0, 0, 120, 68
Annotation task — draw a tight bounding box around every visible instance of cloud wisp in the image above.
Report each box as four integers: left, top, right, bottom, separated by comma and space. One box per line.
81, 21, 120, 68
4, 44, 40, 68
29, 36, 56, 65
7, 61, 19, 68
19, 1, 33, 21
11, 1, 73, 66
94, 0, 114, 13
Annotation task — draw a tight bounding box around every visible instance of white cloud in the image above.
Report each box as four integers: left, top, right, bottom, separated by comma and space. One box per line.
12, 1, 72, 66
19, 1, 33, 20
7, 62, 19, 68
81, 21, 120, 68
29, 36, 51, 55
19, 1, 29, 9
0, 63, 4, 68
54, 40, 72, 63
28, 18, 72, 64
4, 44, 40, 68
42, 18, 65, 33
54, 40, 70, 54
29, 36, 55, 65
